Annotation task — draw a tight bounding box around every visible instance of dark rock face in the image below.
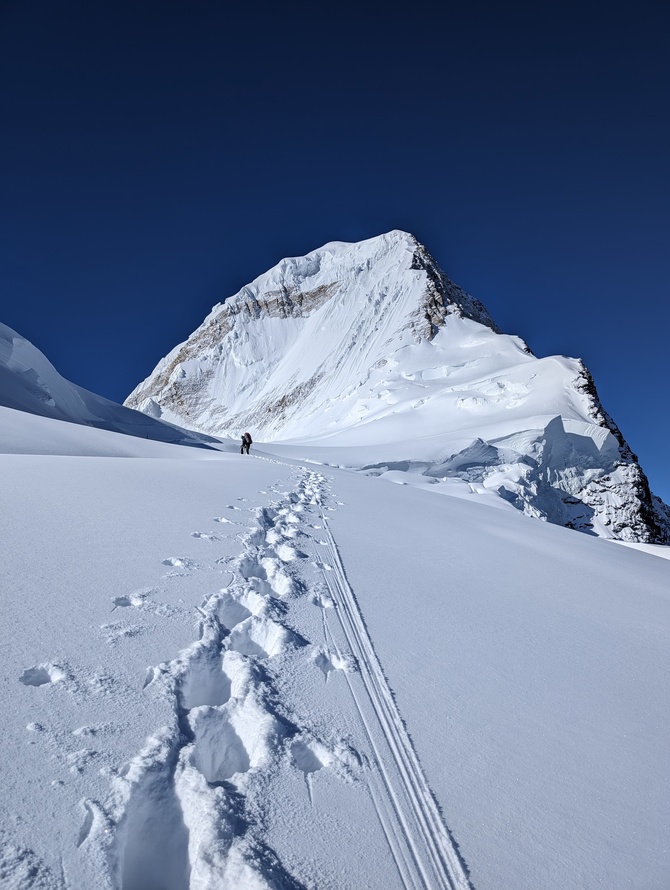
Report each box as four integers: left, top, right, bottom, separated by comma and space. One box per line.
409, 238, 500, 338
574, 365, 670, 544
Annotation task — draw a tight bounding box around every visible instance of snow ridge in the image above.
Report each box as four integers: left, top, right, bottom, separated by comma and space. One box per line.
409, 238, 499, 338
0, 321, 215, 449
572, 364, 670, 541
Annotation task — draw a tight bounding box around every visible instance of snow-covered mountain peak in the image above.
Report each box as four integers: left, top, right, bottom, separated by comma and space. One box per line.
125, 234, 669, 544
126, 231, 499, 434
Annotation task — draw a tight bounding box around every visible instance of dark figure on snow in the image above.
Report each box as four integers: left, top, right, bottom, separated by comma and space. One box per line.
241, 432, 253, 455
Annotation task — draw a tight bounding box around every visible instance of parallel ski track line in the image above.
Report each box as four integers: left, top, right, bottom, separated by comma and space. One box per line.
310, 472, 472, 890
318, 581, 418, 890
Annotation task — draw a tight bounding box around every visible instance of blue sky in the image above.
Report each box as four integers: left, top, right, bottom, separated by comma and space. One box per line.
1, 1, 669, 501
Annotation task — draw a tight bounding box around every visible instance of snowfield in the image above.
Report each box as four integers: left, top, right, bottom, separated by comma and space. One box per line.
1, 411, 668, 889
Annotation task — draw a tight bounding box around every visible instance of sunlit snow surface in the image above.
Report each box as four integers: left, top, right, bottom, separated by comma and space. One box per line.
1, 411, 668, 889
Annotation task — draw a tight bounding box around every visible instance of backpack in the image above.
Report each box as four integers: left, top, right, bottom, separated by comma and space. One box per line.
244, 432, 252, 445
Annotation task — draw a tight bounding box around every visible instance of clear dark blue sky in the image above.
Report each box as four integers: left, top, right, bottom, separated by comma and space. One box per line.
1, 1, 669, 500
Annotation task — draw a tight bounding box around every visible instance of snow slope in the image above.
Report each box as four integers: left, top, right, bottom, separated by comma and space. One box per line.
2, 443, 668, 890
126, 231, 669, 543
0, 322, 216, 450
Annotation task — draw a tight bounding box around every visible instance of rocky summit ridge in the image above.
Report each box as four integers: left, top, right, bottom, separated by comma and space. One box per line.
125, 231, 670, 544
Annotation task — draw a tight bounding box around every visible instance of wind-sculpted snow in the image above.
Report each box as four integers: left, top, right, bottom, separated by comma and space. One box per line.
0, 322, 216, 450
126, 231, 669, 542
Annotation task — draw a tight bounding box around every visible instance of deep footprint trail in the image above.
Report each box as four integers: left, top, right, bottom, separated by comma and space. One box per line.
103, 467, 470, 890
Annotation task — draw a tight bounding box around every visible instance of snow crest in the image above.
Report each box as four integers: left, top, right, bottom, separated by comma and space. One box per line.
0, 322, 215, 449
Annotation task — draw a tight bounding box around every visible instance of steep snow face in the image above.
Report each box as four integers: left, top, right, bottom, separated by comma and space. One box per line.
0, 322, 215, 449
126, 231, 495, 437
126, 231, 669, 543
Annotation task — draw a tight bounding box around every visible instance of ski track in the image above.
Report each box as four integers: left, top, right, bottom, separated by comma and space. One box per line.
310, 473, 472, 890
84, 464, 472, 889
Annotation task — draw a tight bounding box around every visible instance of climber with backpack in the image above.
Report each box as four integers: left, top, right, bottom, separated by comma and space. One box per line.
240, 432, 253, 455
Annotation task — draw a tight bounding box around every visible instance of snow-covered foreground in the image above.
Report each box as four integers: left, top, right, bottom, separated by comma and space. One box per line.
2, 432, 669, 889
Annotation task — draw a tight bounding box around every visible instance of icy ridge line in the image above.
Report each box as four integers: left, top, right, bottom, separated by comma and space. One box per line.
0, 320, 216, 449
573, 365, 669, 542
